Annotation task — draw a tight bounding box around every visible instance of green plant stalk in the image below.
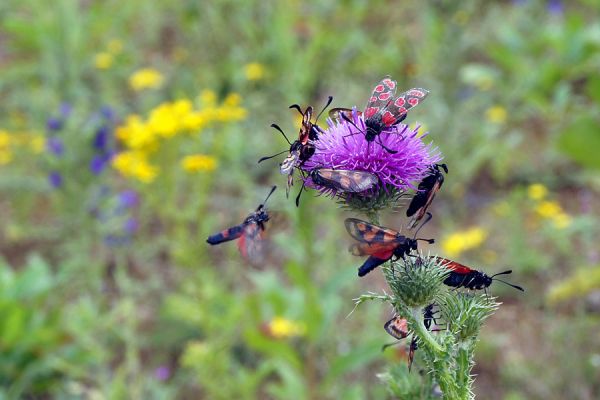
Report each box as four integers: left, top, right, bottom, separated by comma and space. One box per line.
410, 307, 443, 354
455, 345, 474, 400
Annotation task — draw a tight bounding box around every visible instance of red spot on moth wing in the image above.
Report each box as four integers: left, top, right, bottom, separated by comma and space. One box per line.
365, 107, 379, 118
383, 78, 396, 89
396, 106, 407, 115
369, 96, 378, 103
374, 84, 385, 92
408, 97, 419, 106
378, 92, 392, 101
395, 97, 406, 107
382, 111, 396, 126
408, 89, 428, 97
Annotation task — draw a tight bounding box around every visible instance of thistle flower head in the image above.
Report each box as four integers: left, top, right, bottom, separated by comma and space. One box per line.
301, 109, 441, 208
441, 292, 499, 342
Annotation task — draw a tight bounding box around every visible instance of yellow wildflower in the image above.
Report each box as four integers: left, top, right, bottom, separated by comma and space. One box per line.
29, 135, 45, 154
112, 151, 158, 183
0, 130, 10, 149
552, 213, 572, 229
0, 151, 11, 165
527, 183, 548, 201
485, 106, 507, 124
147, 103, 180, 138
107, 39, 123, 54
182, 112, 206, 131
129, 68, 164, 91
442, 227, 488, 258
94, 52, 113, 70
244, 62, 266, 81
199, 90, 217, 107
223, 93, 242, 107
265, 317, 306, 339
547, 267, 600, 305
535, 200, 562, 219
116, 115, 157, 151
181, 154, 217, 172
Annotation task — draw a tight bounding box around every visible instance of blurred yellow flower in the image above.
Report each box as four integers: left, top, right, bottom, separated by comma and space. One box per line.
199, 89, 217, 107
107, 39, 123, 54
527, 183, 548, 201
552, 212, 572, 229
116, 115, 157, 151
181, 154, 217, 172
547, 266, 600, 305
485, 106, 507, 124
442, 227, 488, 258
129, 68, 164, 91
244, 62, 266, 81
265, 317, 306, 339
0, 151, 11, 165
223, 93, 242, 107
94, 52, 113, 70
0, 130, 10, 149
29, 135, 45, 154
112, 151, 158, 183
535, 200, 562, 219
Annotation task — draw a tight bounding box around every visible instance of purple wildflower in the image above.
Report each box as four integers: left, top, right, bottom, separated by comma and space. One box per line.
100, 106, 116, 121
93, 126, 110, 151
48, 171, 63, 188
46, 137, 64, 156
118, 189, 139, 208
46, 117, 63, 132
301, 109, 441, 197
123, 218, 139, 234
59, 103, 72, 117
89, 153, 114, 175
547, 0, 563, 15
154, 366, 171, 381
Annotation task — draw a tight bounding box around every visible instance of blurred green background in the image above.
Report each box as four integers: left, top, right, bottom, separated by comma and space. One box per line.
1, 0, 600, 399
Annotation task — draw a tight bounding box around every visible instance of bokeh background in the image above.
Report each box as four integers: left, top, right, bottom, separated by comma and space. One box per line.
1, 0, 600, 398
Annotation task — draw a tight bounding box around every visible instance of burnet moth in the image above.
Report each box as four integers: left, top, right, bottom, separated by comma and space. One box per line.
330, 76, 429, 154
258, 97, 333, 197
294, 168, 379, 207
406, 163, 448, 229
344, 214, 434, 277
433, 257, 525, 292
206, 186, 277, 264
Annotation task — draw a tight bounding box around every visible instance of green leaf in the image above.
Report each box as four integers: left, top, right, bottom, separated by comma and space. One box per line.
557, 115, 600, 169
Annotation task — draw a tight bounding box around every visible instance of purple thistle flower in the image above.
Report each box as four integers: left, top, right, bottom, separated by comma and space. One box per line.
301, 109, 441, 197
46, 136, 64, 156
48, 171, 63, 188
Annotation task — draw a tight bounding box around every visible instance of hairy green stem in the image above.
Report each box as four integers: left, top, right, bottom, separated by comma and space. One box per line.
410, 307, 443, 354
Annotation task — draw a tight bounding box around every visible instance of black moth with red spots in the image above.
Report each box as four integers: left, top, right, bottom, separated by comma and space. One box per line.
206, 186, 277, 264
406, 163, 448, 229
433, 257, 525, 292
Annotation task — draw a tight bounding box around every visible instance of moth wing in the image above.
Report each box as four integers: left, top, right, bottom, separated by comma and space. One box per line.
207, 223, 245, 245
364, 76, 398, 120
349, 242, 399, 257
384, 316, 409, 340
238, 222, 265, 265
386, 87, 430, 125
344, 218, 401, 243
316, 169, 378, 192
432, 257, 473, 274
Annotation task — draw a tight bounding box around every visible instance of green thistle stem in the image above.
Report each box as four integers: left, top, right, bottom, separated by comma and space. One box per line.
455, 346, 474, 400
410, 307, 443, 354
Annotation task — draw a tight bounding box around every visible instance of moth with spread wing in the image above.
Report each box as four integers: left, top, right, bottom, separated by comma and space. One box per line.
330, 76, 429, 153
259, 97, 333, 197
294, 168, 378, 206
344, 217, 434, 277
206, 186, 277, 264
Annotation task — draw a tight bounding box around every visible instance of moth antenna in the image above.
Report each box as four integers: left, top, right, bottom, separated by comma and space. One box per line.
261, 185, 277, 206
438, 163, 449, 174
493, 278, 525, 292
314, 96, 333, 123
258, 149, 289, 163
295, 179, 307, 207
270, 123, 292, 145
491, 269, 513, 278
289, 104, 303, 115
341, 112, 363, 135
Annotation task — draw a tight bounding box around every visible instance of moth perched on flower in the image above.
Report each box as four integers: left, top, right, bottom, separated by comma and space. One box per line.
258, 97, 332, 197
330, 76, 429, 153
207, 186, 277, 264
